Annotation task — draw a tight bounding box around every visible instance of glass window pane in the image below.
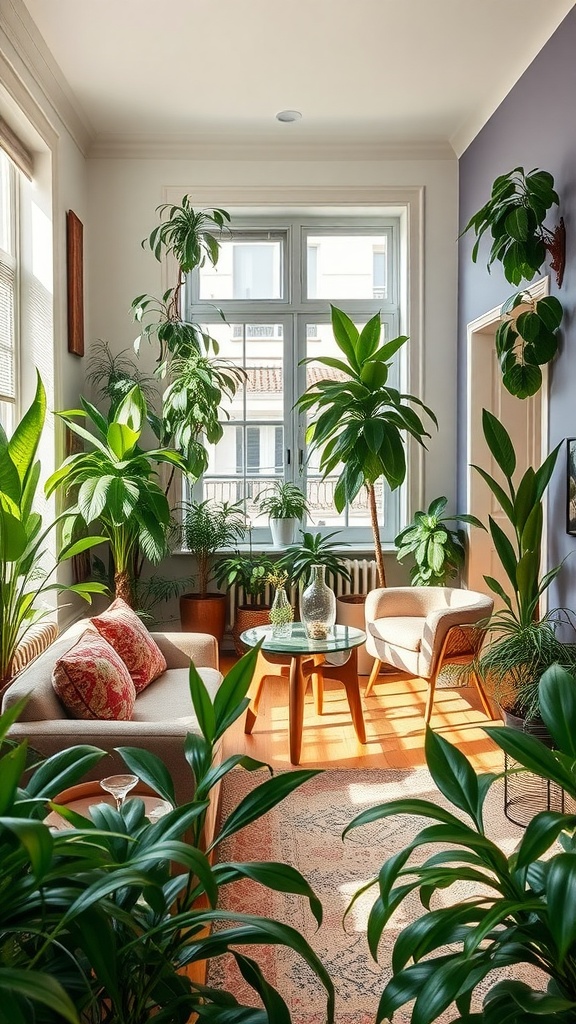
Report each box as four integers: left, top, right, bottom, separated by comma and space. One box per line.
199, 234, 284, 300
305, 234, 388, 300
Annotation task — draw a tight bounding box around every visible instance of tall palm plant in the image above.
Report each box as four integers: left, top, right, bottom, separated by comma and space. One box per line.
297, 306, 436, 586
46, 385, 187, 607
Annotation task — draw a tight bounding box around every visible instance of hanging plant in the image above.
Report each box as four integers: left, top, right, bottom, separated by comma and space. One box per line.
462, 166, 566, 399
495, 289, 564, 398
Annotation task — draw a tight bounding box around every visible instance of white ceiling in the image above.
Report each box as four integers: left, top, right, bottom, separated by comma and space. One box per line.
21, 0, 576, 157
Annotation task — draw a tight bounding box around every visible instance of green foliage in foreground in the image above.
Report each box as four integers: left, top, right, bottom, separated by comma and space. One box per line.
0, 645, 334, 1023
0, 373, 106, 686
345, 663, 576, 1023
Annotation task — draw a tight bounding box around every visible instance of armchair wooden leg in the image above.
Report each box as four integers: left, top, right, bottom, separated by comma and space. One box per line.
471, 667, 497, 720
424, 671, 437, 724
365, 659, 382, 697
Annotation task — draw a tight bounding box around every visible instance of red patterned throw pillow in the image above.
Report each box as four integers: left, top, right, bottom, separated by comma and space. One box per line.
52, 630, 136, 720
90, 598, 167, 693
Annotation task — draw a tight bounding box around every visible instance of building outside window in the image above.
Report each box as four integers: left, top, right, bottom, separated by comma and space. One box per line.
187, 216, 402, 544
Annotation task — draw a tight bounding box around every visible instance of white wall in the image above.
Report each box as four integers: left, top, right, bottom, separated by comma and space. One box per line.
86, 155, 459, 514
1, 6, 91, 626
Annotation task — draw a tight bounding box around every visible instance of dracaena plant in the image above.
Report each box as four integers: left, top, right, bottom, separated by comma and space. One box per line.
345, 663, 576, 1024
0, 373, 106, 687
45, 384, 188, 607
395, 496, 484, 587
0, 646, 335, 1024
297, 305, 436, 588
470, 409, 576, 720
461, 167, 565, 399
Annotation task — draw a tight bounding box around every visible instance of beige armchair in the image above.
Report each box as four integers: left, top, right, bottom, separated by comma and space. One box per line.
364, 586, 495, 722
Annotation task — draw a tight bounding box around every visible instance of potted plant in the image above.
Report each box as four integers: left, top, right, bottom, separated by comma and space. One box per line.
461, 166, 565, 398
471, 408, 576, 726
297, 305, 436, 590
395, 496, 484, 586
0, 373, 107, 688
214, 547, 276, 654
279, 529, 352, 591
256, 481, 310, 547
0, 649, 334, 1022
46, 384, 187, 609
131, 197, 245, 479
180, 498, 246, 641
345, 664, 576, 1023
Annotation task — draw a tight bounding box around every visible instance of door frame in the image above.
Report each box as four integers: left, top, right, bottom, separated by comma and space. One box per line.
465, 276, 550, 599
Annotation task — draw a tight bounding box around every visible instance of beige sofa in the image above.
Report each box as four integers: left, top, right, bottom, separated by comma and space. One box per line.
2, 619, 223, 805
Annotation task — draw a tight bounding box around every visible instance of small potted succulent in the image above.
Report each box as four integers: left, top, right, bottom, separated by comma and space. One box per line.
256, 481, 309, 547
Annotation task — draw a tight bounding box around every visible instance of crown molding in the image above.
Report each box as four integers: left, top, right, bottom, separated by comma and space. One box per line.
1, 0, 93, 155
88, 131, 455, 162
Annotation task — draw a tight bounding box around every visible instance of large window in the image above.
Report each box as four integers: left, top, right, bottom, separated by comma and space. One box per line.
187, 216, 402, 543
0, 151, 17, 434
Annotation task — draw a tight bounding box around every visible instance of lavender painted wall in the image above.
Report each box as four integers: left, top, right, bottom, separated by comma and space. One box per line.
458, 6, 576, 612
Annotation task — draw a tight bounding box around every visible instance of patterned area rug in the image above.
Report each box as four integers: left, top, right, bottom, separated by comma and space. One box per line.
207, 767, 533, 1023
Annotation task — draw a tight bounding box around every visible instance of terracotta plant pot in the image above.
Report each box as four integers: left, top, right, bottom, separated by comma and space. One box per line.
232, 604, 271, 657
179, 593, 227, 645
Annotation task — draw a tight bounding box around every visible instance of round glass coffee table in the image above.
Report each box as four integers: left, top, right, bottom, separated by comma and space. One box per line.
240, 623, 367, 764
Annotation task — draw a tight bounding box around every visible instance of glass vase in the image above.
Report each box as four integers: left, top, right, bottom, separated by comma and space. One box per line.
300, 565, 336, 640
269, 586, 293, 639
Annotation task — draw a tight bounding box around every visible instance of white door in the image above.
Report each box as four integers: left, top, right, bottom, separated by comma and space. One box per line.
466, 281, 548, 604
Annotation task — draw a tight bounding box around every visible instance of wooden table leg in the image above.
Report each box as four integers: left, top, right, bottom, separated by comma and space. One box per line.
244, 654, 267, 735
320, 648, 366, 744
288, 655, 307, 764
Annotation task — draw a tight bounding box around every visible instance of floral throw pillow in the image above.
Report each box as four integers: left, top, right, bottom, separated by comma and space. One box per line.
52, 630, 136, 720
90, 598, 167, 693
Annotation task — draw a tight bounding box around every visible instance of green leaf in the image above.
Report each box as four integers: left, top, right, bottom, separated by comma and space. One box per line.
503, 362, 542, 399
25, 744, 107, 798
213, 644, 260, 740
505, 207, 529, 241
484, 725, 576, 795
535, 294, 563, 331
424, 728, 480, 826
330, 305, 359, 370
0, 817, 53, 879
0, 741, 28, 814
188, 662, 217, 743
7, 372, 45, 483
515, 811, 576, 870
0, 970, 79, 1024
546, 853, 576, 961
482, 410, 516, 479
488, 517, 518, 591
217, 861, 322, 927
214, 771, 320, 848
539, 665, 576, 756
115, 746, 176, 805
471, 464, 515, 522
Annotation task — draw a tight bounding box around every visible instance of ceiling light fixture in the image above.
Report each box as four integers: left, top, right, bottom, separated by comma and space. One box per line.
275, 110, 302, 123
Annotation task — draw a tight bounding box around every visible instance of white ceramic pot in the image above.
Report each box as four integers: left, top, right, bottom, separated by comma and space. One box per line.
336, 594, 373, 675
270, 517, 299, 547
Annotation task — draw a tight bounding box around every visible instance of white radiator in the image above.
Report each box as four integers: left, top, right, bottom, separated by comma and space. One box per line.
226, 558, 378, 630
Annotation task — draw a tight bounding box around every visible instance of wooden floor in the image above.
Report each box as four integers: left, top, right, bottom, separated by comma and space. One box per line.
220, 654, 504, 774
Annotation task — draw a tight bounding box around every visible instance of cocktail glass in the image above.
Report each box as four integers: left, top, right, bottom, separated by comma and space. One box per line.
99, 774, 139, 811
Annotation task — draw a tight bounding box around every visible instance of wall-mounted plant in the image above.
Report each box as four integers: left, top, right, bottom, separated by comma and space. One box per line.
462, 167, 566, 398
495, 289, 564, 398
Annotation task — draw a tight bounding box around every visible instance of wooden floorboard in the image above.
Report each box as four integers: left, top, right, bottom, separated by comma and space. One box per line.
220, 655, 504, 774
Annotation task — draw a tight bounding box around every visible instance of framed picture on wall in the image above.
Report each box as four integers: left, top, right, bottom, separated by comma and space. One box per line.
66, 210, 84, 356
567, 438, 576, 535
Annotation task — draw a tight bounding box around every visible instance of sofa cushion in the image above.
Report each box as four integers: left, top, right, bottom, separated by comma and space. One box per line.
91, 598, 167, 692
52, 630, 136, 720
368, 616, 426, 653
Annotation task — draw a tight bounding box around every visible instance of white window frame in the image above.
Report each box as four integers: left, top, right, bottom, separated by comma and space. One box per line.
0, 152, 19, 433
186, 214, 405, 545
164, 184, 424, 549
